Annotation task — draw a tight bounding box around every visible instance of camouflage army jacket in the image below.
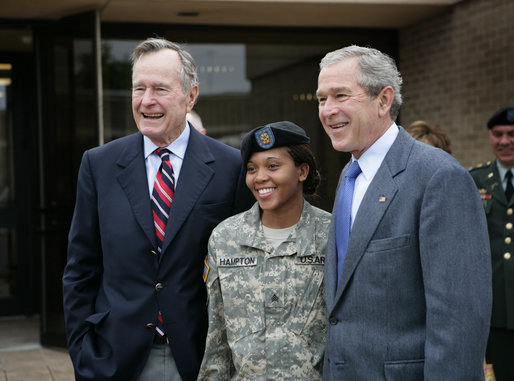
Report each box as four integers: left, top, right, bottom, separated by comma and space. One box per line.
198, 200, 331, 381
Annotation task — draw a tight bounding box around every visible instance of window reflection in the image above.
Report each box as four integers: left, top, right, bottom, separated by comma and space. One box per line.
188, 44, 251, 95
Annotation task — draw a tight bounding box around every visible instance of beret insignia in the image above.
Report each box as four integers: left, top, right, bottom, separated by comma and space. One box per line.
508, 109, 514, 122
254, 126, 275, 149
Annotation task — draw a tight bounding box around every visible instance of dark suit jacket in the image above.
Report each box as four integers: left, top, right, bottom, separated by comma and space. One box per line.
323, 127, 492, 380
62, 128, 253, 381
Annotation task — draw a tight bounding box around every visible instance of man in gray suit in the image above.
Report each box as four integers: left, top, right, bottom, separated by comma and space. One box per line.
316, 45, 492, 380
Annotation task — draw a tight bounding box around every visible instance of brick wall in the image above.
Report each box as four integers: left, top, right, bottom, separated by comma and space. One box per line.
399, 0, 514, 168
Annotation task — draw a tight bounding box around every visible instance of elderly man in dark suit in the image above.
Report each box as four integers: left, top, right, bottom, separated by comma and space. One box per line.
62, 38, 253, 381
316, 45, 492, 380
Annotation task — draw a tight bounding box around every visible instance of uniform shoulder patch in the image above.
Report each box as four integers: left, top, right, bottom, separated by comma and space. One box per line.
203, 256, 210, 283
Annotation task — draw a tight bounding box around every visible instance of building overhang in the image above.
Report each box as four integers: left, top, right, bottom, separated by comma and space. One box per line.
2, 0, 461, 28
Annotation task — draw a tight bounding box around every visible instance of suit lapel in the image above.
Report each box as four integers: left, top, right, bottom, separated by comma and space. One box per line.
332, 128, 411, 308
335, 165, 399, 300
116, 133, 157, 247
160, 128, 215, 254
325, 167, 345, 309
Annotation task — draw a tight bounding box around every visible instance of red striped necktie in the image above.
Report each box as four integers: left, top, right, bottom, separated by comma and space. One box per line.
151, 148, 175, 339
152, 148, 175, 254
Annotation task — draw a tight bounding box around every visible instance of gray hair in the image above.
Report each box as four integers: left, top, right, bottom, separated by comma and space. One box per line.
320, 45, 403, 120
131, 37, 199, 94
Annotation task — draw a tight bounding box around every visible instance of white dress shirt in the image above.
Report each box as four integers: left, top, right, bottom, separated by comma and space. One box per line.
143, 122, 191, 197
350, 123, 399, 226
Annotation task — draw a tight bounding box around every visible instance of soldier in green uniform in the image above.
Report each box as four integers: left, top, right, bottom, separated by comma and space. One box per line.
470, 107, 514, 381
198, 121, 330, 380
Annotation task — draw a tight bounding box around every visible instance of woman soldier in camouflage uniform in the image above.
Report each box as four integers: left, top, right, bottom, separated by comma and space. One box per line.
198, 121, 330, 380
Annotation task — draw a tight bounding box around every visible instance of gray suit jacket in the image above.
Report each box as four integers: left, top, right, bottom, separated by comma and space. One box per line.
323, 127, 492, 380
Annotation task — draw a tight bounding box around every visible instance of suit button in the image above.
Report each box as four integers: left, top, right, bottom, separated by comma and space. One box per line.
507, 223, 513, 230
505, 252, 511, 260
329, 317, 338, 325
146, 323, 155, 329
506, 237, 512, 245
151, 250, 157, 255
155, 283, 164, 291
508, 208, 513, 216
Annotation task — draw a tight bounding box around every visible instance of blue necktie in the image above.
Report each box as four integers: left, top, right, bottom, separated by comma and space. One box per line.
336, 160, 362, 285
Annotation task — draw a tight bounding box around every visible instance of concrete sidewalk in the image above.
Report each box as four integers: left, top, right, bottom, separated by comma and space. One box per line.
0, 315, 74, 381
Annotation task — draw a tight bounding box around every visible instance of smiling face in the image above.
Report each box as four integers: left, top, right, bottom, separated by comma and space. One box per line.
317, 57, 392, 159
246, 147, 308, 227
489, 125, 514, 168
132, 49, 198, 147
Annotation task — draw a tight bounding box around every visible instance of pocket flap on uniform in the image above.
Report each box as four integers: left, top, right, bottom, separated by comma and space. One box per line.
285, 269, 324, 334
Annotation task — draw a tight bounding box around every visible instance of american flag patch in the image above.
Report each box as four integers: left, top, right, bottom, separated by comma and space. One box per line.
203, 256, 210, 283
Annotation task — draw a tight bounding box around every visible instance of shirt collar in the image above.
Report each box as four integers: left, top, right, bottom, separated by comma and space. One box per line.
352, 122, 399, 181
496, 160, 510, 181
143, 122, 191, 160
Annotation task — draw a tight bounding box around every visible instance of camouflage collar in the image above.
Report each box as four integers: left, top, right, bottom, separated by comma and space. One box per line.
239, 200, 318, 257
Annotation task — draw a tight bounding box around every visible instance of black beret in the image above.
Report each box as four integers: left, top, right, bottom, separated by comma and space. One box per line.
487, 107, 514, 129
240, 121, 310, 164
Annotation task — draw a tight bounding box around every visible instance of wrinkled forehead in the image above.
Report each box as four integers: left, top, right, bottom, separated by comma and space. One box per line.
317, 58, 361, 88
132, 49, 181, 75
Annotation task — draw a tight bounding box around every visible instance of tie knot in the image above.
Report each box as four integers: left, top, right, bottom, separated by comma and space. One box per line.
155, 148, 171, 161
507, 170, 513, 180
346, 160, 362, 179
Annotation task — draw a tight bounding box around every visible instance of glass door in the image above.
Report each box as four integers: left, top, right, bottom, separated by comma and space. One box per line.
0, 51, 39, 317
35, 10, 100, 346
0, 62, 17, 311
